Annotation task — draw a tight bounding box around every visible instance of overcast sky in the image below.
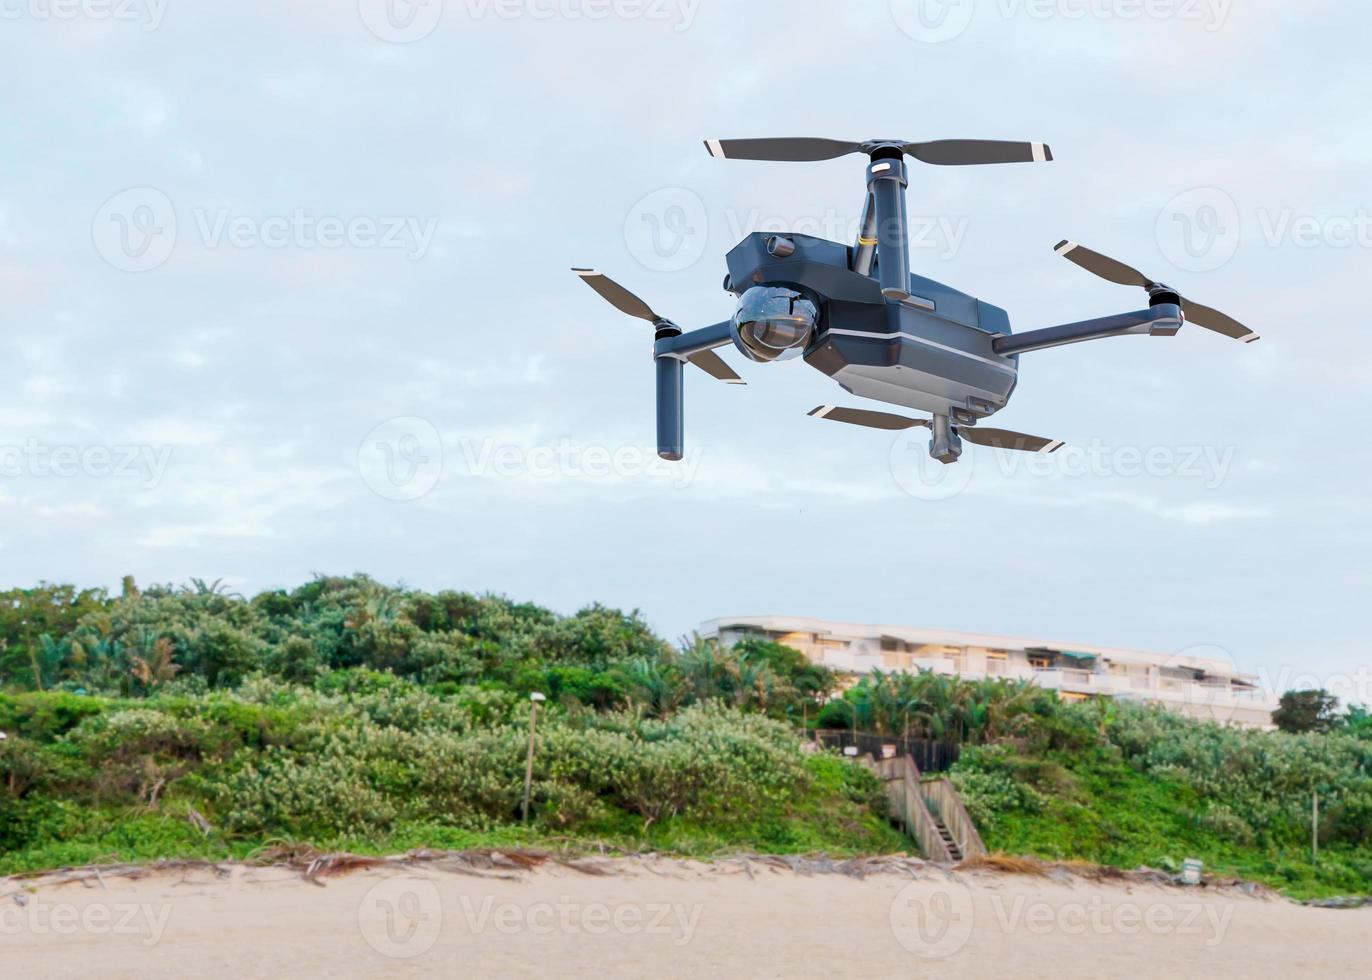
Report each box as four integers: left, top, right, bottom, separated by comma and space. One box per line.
1, 0, 1367, 701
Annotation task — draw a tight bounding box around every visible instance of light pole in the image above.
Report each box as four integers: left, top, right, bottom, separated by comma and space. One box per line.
522, 692, 546, 824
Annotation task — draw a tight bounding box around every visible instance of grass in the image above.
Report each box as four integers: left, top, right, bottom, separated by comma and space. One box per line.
970, 751, 1371, 901
0, 806, 910, 878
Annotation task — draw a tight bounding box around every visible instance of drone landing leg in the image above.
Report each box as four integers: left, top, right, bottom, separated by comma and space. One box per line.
867, 151, 911, 300
656, 355, 684, 461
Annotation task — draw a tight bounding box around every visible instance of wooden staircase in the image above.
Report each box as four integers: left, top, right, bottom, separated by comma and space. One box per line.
868, 753, 986, 863
932, 815, 963, 861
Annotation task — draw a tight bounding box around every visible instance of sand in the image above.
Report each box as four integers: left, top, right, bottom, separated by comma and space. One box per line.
1, 856, 1366, 978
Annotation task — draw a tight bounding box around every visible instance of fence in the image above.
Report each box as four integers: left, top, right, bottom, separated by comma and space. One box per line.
812, 730, 961, 773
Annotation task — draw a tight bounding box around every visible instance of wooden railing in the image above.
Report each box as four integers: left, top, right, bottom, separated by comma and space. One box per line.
919, 777, 987, 859
869, 755, 955, 862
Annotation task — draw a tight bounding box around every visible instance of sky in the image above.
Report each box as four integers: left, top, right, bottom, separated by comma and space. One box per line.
0, 0, 1368, 703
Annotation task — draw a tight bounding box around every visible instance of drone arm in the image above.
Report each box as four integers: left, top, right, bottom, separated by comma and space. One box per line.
653, 320, 733, 359
992, 304, 1182, 356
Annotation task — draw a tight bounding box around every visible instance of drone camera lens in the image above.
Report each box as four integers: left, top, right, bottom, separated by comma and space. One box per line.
730, 285, 819, 363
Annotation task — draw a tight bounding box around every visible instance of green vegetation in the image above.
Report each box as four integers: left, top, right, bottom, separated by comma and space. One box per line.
2, 575, 1369, 899
0, 576, 900, 873
947, 700, 1372, 899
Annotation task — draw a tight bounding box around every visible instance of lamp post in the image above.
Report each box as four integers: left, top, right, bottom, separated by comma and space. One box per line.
521, 692, 546, 824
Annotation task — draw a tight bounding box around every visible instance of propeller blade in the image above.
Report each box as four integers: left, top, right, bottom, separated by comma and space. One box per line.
1053, 244, 1261, 344
687, 349, 745, 384
906, 139, 1052, 166
958, 427, 1064, 454
808, 406, 929, 431
1053, 241, 1152, 289
1182, 298, 1261, 344
704, 138, 863, 162
572, 268, 661, 323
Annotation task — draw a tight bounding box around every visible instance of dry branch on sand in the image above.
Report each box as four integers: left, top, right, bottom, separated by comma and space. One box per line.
2, 847, 1281, 903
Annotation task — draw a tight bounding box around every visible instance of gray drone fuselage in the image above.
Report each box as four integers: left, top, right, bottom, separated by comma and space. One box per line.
724, 232, 1017, 425
576, 136, 1252, 464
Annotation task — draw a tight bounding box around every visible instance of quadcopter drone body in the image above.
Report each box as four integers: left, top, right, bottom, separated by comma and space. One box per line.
576, 137, 1258, 464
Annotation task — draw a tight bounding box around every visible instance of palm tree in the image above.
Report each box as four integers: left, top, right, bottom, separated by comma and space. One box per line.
131, 636, 180, 691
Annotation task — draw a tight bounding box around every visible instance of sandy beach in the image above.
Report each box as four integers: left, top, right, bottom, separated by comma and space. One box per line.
2, 855, 1366, 978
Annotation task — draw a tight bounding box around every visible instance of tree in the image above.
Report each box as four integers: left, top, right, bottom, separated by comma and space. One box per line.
1342, 704, 1372, 739
1273, 689, 1341, 734
0, 583, 108, 689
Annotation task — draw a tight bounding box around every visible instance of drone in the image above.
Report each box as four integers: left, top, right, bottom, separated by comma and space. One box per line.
574, 137, 1258, 464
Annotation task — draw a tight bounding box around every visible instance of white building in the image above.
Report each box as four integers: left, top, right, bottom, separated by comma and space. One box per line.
699, 615, 1277, 729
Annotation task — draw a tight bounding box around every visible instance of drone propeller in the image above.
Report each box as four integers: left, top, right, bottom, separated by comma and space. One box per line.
572, 268, 744, 383
807, 406, 929, 430
686, 348, 745, 384
705, 137, 1052, 166
572, 268, 662, 323
1053, 241, 1260, 344
809, 406, 1063, 454
957, 427, 1063, 454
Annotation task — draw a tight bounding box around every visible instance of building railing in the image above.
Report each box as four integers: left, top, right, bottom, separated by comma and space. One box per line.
1030, 668, 1274, 705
